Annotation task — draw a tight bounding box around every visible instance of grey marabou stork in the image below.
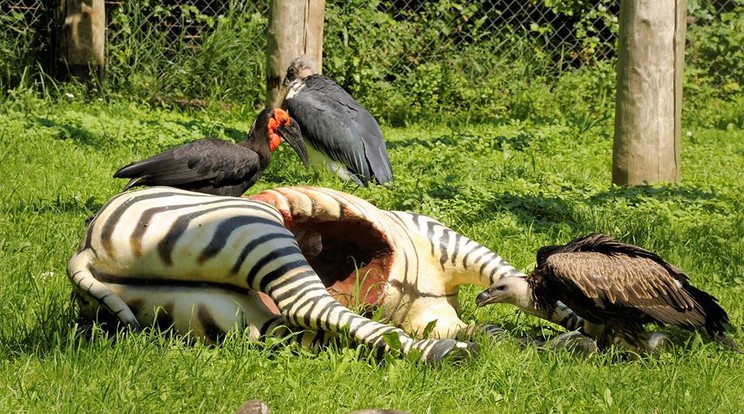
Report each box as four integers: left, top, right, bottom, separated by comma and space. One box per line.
281, 55, 393, 187
476, 233, 739, 353
114, 108, 309, 197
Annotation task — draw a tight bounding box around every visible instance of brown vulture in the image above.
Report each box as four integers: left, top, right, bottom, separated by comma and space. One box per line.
476, 233, 739, 352
114, 108, 309, 197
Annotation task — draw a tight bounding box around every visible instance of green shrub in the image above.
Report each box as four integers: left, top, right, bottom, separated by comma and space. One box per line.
687, 2, 744, 96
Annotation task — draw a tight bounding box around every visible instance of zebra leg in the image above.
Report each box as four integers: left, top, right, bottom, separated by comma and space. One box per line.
540, 331, 598, 357
69, 246, 332, 347
548, 301, 586, 331
262, 255, 476, 364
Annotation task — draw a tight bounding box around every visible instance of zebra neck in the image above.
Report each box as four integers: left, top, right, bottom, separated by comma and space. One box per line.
398, 212, 525, 288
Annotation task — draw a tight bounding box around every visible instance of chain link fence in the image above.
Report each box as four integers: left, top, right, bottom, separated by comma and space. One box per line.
2, 1, 741, 119
1, 0, 51, 88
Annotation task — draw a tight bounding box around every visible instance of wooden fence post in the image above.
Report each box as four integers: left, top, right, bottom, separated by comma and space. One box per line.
56, 0, 106, 84
266, 0, 325, 107
612, 0, 686, 185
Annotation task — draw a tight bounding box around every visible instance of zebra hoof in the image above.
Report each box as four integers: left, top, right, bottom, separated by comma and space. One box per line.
425, 339, 477, 365
543, 331, 598, 357
476, 324, 508, 342
235, 399, 270, 414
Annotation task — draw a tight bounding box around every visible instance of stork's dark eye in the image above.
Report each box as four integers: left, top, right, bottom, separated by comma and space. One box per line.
496, 285, 506, 291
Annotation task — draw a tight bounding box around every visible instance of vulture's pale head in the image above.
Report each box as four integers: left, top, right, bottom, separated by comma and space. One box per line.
476, 276, 534, 311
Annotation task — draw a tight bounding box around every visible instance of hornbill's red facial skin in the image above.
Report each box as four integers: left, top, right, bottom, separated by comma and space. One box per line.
114, 108, 309, 197
281, 55, 394, 187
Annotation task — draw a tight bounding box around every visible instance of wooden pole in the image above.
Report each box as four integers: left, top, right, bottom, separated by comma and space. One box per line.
266, 0, 325, 107
56, 0, 106, 84
612, 0, 686, 185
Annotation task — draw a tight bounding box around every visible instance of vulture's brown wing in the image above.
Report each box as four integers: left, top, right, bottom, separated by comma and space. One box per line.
547, 234, 691, 284
544, 252, 705, 327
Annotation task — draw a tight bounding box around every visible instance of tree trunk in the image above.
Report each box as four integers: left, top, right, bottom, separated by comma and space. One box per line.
612, 0, 686, 185
56, 0, 106, 84
266, 0, 325, 107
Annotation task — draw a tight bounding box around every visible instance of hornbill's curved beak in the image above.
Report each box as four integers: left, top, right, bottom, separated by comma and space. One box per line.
277, 118, 310, 168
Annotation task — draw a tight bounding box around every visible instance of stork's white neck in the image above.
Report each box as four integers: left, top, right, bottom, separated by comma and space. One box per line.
285, 79, 305, 100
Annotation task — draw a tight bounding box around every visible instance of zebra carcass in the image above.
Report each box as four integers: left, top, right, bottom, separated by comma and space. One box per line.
67, 186, 580, 363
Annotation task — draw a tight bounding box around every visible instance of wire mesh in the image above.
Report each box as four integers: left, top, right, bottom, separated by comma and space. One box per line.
1, 0, 741, 107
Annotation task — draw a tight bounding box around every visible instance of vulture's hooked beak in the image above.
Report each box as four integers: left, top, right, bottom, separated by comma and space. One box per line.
277, 118, 310, 168
475, 287, 500, 307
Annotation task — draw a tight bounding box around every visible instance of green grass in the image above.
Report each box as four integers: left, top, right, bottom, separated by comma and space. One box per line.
1, 93, 743, 413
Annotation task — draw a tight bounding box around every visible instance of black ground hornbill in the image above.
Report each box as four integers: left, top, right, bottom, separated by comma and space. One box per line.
114, 108, 309, 197
282, 55, 393, 187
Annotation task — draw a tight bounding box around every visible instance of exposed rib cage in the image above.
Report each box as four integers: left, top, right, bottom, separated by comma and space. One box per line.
68, 187, 472, 364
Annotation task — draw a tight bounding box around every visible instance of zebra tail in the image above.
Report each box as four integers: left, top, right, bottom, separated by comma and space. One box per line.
67, 250, 141, 330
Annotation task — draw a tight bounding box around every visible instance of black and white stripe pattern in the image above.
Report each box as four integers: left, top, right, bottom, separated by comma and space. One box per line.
68, 187, 473, 363
380, 211, 584, 333
398, 213, 524, 283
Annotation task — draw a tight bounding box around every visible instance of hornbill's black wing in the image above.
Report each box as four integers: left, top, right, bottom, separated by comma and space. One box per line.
114, 138, 261, 193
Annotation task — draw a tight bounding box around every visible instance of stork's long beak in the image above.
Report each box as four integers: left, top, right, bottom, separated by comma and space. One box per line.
277, 118, 310, 168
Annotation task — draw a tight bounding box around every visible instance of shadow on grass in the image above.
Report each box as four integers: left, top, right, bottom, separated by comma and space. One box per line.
461, 183, 720, 231
0, 295, 83, 360
30, 115, 248, 150
386, 131, 536, 152
588, 184, 719, 205
161, 119, 247, 142
30, 116, 104, 148
6, 195, 102, 217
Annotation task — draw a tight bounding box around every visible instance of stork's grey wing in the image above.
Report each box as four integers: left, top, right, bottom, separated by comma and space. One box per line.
284, 86, 373, 182
302, 76, 393, 185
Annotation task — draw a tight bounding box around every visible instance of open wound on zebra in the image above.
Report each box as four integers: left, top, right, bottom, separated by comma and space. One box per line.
68, 186, 475, 365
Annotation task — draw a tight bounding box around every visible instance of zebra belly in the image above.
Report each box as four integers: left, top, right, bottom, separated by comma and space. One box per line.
99, 282, 277, 342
